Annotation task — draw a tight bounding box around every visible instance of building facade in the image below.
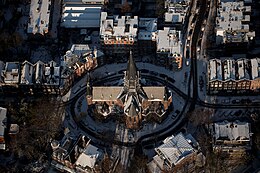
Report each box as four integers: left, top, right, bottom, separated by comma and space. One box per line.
207, 57, 260, 95
88, 52, 172, 129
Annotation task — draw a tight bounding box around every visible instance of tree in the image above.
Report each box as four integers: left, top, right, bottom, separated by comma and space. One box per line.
11, 96, 63, 162
156, 0, 166, 18
101, 153, 112, 173
128, 153, 148, 173
121, 2, 131, 13
188, 108, 214, 127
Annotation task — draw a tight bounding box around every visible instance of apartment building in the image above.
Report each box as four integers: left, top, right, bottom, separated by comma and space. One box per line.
100, 12, 138, 61
156, 27, 183, 70
215, 0, 255, 46
207, 57, 260, 94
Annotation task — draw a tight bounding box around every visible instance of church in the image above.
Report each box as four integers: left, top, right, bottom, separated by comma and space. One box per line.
86, 52, 173, 129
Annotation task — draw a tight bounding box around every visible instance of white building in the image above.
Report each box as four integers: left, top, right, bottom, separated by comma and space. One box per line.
20, 61, 34, 85
164, 0, 190, 25
100, 12, 138, 58
211, 120, 252, 151
100, 12, 138, 43
156, 27, 183, 69
148, 132, 203, 172
75, 144, 101, 172
27, 0, 51, 35
2, 62, 20, 84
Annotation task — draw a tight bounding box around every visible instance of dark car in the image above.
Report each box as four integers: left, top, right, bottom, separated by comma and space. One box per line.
149, 71, 158, 76
159, 73, 168, 79
168, 77, 175, 83
141, 69, 149, 73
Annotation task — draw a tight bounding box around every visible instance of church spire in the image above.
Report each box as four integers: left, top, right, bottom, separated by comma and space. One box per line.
126, 51, 137, 80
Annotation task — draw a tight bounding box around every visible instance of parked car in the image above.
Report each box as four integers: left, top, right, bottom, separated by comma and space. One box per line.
232, 99, 240, 104
150, 71, 158, 76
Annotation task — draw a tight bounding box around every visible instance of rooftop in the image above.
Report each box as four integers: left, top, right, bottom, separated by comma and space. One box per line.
61, 4, 102, 28
251, 58, 260, 80
3, 62, 20, 84
216, 0, 255, 44
20, 61, 34, 85
156, 27, 182, 54
237, 58, 250, 80
75, 144, 100, 169
138, 18, 157, 41
100, 12, 138, 40
155, 132, 195, 166
27, 0, 51, 35
44, 61, 60, 85
213, 120, 250, 141
209, 59, 223, 81
223, 59, 236, 81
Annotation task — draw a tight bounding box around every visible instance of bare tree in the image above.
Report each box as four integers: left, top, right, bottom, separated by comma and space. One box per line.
11, 96, 63, 161
121, 2, 131, 13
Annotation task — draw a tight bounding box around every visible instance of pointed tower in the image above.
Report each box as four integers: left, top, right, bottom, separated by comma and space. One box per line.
116, 51, 147, 129
124, 51, 140, 91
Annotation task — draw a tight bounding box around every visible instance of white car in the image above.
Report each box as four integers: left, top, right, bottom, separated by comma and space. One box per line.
186, 59, 190, 66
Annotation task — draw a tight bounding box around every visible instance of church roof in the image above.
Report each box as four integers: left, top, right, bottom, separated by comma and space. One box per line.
92, 87, 122, 101
143, 87, 166, 100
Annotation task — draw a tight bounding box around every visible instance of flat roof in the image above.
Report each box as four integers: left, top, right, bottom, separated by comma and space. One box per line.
27, 0, 51, 34
61, 5, 101, 28
138, 18, 157, 41
3, 62, 20, 84
156, 27, 182, 54
100, 12, 138, 38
